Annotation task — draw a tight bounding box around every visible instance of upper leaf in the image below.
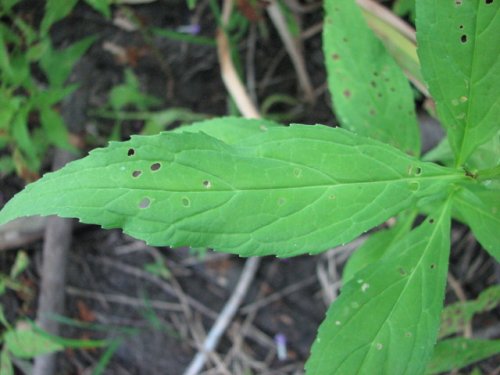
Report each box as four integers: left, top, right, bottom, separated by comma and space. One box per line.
306, 203, 451, 374
323, 0, 420, 155
0, 122, 464, 257
416, 0, 500, 166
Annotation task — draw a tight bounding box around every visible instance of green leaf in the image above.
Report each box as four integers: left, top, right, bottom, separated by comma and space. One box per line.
141, 108, 209, 135
416, 0, 500, 166
453, 185, 500, 260
439, 285, 500, 339
0, 349, 13, 375
40, 0, 79, 36
109, 69, 161, 111
323, 0, 420, 155
40, 36, 96, 87
4, 323, 64, 359
172, 117, 282, 144
0, 0, 22, 13
11, 107, 39, 166
0, 124, 464, 257
393, 0, 416, 22
342, 212, 415, 284
10, 250, 29, 279
39, 106, 73, 150
306, 203, 451, 374
84, 0, 111, 18
426, 338, 500, 374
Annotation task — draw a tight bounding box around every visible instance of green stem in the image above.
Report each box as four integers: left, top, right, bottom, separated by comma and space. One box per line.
476, 165, 500, 182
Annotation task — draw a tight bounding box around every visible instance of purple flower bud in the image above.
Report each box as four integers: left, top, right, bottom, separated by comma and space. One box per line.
176, 24, 201, 35
274, 333, 287, 361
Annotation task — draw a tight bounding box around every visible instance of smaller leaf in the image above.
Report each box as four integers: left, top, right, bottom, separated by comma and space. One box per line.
39, 106, 73, 151
0, 348, 13, 375
40, 0, 79, 36
4, 323, 63, 359
306, 203, 451, 374
173, 116, 281, 144
109, 69, 161, 111
10, 250, 29, 279
323, 0, 420, 155
40, 36, 96, 87
453, 185, 500, 260
439, 285, 500, 339
84, 0, 111, 18
426, 338, 500, 374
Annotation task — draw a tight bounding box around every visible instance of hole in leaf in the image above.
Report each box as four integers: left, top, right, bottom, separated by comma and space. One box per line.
398, 267, 407, 276
430, 263, 436, 269
370, 81, 377, 88
139, 198, 150, 209
203, 180, 212, 189
127, 148, 135, 156
181, 197, 191, 207
343, 89, 351, 98
375, 343, 383, 350
132, 170, 142, 178
455, 0, 462, 5
461, 34, 467, 43
414, 166, 422, 176
150, 162, 161, 171
405, 332, 412, 338
332, 53, 340, 60
485, 0, 492, 4
408, 181, 420, 191
459, 24, 464, 29
429, 218, 435, 224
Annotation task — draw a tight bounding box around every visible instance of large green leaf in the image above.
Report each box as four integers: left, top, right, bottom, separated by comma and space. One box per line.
306, 203, 451, 374
0, 123, 464, 257
417, 0, 500, 165
426, 338, 500, 374
453, 185, 500, 260
323, 0, 420, 155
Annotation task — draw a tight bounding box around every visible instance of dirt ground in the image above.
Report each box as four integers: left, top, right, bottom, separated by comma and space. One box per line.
0, 1, 499, 374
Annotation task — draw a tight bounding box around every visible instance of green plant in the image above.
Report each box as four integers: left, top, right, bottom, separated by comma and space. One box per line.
0, 0, 499, 374
0, 0, 96, 179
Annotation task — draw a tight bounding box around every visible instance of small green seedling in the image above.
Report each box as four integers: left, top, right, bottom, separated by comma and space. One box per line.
0, 0, 499, 373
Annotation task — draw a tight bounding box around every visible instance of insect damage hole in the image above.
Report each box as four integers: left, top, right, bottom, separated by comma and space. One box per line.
139, 197, 151, 209
203, 180, 212, 189
150, 162, 161, 171
460, 34, 468, 43
127, 148, 135, 156
485, 0, 492, 4
181, 197, 191, 207
132, 170, 142, 178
